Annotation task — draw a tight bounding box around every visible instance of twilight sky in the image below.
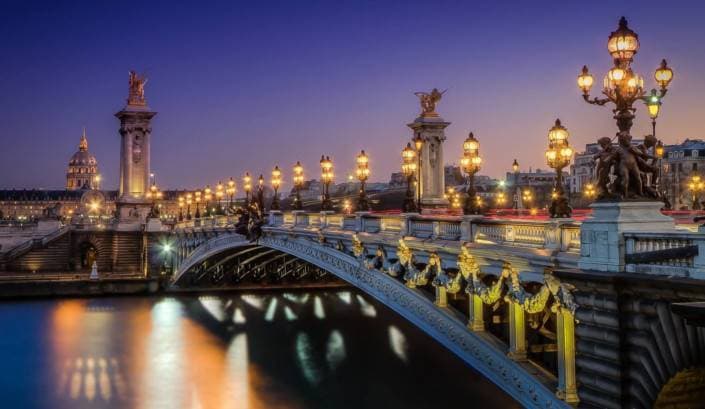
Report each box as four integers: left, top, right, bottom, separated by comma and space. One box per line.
2, 0, 705, 190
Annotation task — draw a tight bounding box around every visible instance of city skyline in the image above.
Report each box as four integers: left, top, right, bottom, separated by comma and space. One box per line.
2, 1, 705, 190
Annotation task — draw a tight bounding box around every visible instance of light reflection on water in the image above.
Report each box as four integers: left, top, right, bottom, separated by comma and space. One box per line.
0, 290, 518, 409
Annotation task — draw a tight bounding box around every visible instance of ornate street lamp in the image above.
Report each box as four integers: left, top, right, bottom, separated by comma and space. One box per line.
204, 185, 212, 217
257, 174, 265, 211
216, 181, 224, 214
688, 174, 704, 210
145, 183, 163, 218
460, 132, 483, 215
186, 193, 193, 220
355, 150, 370, 211
292, 161, 304, 210
512, 159, 520, 209
401, 143, 418, 213
522, 189, 533, 208
227, 177, 236, 210
194, 190, 202, 219
545, 119, 573, 218
271, 166, 282, 211
413, 133, 424, 208
243, 173, 252, 207
177, 196, 184, 221
584, 183, 596, 201
578, 17, 673, 136
320, 155, 334, 211
495, 191, 507, 207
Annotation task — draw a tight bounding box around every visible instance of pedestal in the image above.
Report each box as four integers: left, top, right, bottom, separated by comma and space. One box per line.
578, 201, 675, 273
407, 116, 450, 208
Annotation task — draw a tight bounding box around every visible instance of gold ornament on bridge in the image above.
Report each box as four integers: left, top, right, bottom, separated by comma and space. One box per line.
414, 88, 445, 118
127, 70, 148, 106
468, 262, 509, 305
351, 234, 365, 259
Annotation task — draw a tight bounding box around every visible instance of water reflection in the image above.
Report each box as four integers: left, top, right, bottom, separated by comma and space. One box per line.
0, 290, 518, 409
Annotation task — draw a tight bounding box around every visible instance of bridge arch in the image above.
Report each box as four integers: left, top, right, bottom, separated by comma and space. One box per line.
171, 232, 568, 408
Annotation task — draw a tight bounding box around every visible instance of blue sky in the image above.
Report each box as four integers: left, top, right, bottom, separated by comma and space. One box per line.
1, 0, 704, 190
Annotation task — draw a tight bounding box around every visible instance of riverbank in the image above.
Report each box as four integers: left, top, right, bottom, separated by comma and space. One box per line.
0, 274, 349, 299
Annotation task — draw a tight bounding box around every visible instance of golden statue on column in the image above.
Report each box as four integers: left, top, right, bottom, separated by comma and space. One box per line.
127, 70, 148, 106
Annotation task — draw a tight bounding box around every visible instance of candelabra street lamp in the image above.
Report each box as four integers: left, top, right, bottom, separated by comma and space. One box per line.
460, 132, 483, 215
688, 175, 704, 210
522, 188, 533, 209
243, 173, 252, 207
186, 193, 193, 220
545, 119, 573, 218
578, 17, 674, 137
584, 183, 596, 201
495, 191, 507, 208
271, 166, 282, 211
355, 150, 370, 211
227, 177, 236, 210
413, 134, 424, 209
194, 190, 202, 219
204, 185, 212, 217
320, 155, 334, 211
178, 196, 185, 221
401, 143, 418, 213
145, 183, 163, 218
293, 161, 304, 211
257, 174, 265, 212
216, 181, 224, 214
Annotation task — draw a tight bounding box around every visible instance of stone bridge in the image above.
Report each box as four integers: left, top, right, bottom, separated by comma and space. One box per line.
167, 209, 705, 409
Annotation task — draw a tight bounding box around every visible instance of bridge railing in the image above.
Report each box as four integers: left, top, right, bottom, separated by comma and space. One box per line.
268, 211, 582, 253
624, 231, 705, 278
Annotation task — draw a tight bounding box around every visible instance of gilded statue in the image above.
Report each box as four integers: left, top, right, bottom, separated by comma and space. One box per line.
388, 238, 414, 277
351, 234, 366, 259
128, 70, 147, 106
364, 245, 389, 271
414, 88, 445, 117
466, 262, 509, 305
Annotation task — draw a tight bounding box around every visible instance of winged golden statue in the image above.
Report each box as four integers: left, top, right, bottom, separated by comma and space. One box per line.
414, 88, 446, 117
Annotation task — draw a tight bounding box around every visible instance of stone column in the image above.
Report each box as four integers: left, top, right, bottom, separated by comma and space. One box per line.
407, 116, 450, 209
508, 301, 527, 361
467, 294, 485, 331
556, 307, 579, 404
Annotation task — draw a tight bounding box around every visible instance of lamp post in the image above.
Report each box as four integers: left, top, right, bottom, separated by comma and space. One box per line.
271, 166, 282, 211
320, 155, 334, 211
194, 190, 202, 219
496, 190, 507, 208
577, 17, 673, 136
355, 150, 370, 211
584, 183, 596, 202
204, 185, 212, 217
545, 119, 573, 218
216, 181, 224, 214
227, 177, 236, 210
293, 161, 304, 211
522, 189, 533, 209
178, 196, 184, 221
257, 174, 265, 212
186, 193, 193, 220
145, 183, 163, 218
401, 143, 418, 213
413, 133, 424, 209
460, 132, 483, 215
688, 175, 704, 210
243, 173, 252, 207
512, 159, 520, 209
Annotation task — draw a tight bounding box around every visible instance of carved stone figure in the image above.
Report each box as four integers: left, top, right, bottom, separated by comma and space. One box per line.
593, 137, 616, 199
467, 262, 509, 305
128, 70, 147, 106
414, 88, 445, 117
635, 134, 660, 198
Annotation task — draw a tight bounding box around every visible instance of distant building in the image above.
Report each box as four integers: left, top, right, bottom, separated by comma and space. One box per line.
444, 165, 464, 187
389, 172, 405, 187
662, 139, 705, 209
66, 129, 100, 191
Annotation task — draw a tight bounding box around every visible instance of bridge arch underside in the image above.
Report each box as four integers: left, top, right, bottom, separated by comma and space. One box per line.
173, 244, 342, 288
172, 234, 566, 408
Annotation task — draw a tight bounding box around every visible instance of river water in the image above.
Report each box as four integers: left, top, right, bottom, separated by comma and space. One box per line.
0, 290, 517, 409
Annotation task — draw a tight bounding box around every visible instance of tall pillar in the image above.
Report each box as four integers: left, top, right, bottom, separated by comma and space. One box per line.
508, 300, 527, 361
409, 89, 450, 210
115, 71, 157, 224
556, 307, 579, 404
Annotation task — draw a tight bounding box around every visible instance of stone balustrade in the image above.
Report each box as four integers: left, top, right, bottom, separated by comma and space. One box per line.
624, 231, 705, 278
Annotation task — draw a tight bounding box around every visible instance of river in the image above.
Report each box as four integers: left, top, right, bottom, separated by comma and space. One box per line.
0, 289, 517, 408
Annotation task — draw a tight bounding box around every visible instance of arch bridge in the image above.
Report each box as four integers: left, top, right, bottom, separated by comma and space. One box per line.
168, 210, 705, 409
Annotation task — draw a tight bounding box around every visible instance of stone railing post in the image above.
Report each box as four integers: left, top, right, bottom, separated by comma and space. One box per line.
268, 210, 282, 226
320, 211, 332, 229
545, 221, 561, 251
461, 215, 482, 242
467, 294, 485, 331
434, 286, 447, 307
399, 214, 411, 237
556, 307, 579, 404
355, 212, 365, 233
508, 301, 527, 361
431, 220, 441, 239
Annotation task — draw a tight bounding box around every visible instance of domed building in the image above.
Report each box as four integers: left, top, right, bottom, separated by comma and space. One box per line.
66, 129, 100, 191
